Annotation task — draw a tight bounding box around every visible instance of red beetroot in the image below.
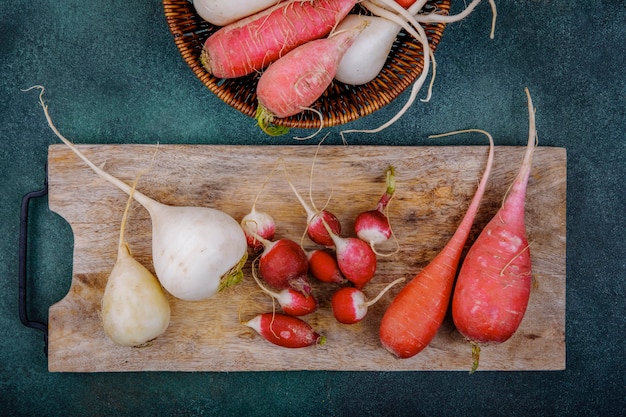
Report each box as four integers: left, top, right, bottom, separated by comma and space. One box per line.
307, 249, 346, 284
245, 313, 325, 348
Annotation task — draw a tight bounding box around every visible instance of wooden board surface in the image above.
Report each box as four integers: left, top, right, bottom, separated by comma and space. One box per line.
46, 144, 566, 372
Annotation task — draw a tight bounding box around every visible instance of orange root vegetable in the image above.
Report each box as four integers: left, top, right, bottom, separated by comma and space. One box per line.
452, 88, 537, 373
307, 249, 346, 284
200, 0, 357, 79
255, 21, 365, 133
379, 130, 495, 359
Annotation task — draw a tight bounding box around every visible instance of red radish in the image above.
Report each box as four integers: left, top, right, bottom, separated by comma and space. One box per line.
321, 218, 377, 290
241, 169, 277, 251
354, 165, 396, 251
284, 169, 341, 248
379, 129, 495, 359
307, 249, 346, 284
253, 233, 311, 295
331, 278, 405, 324
245, 313, 325, 348
251, 257, 318, 316
255, 21, 366, 134
201, 0, 357, 79
452, 88, 537, 373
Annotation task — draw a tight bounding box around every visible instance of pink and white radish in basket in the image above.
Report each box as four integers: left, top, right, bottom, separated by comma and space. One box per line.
26, 86, 248, 302
201, 0, 357, 79
451, 88, 538, 373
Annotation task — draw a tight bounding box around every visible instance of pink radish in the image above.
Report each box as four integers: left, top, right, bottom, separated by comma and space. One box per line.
354, 165, 396, 251
251, 257, 318, 316
321, 218, 377, 290
253, 232, 311, 295
307, 249, 346, 284
255, 21, 366, 134
331, 278, 405, 324
452, 88, 537, 373
245, 313, 325, 348
201, 0, 357, 79
379, 129, 495, 359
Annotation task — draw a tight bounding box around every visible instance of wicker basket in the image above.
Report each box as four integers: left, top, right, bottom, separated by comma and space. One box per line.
163, 0, 451, 129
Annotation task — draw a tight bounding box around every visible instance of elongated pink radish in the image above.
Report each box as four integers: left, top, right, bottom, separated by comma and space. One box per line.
354, 165, 396, 251
379, 130, 495, 359
307, 249, 346, 284
331, 278, 405, 324
251, 257, 318, 316
252, 232, 311, 295
452, 88, 537, 373
255, 21, 366, 134
245, 313, 325, 348
201, 0, 357, 79
321, 218, 377, 290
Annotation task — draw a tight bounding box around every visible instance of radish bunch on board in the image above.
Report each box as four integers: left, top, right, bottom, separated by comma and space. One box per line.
452, 88, 537, 373
27, 86, 249, 302
200, 0, 357, 79
379, 129, 495, 359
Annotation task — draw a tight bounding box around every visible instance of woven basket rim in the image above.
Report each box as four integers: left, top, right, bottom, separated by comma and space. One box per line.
163, 0, 451, 129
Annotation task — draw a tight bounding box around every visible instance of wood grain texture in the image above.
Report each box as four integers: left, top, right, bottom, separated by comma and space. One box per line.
46, 144, 566, 372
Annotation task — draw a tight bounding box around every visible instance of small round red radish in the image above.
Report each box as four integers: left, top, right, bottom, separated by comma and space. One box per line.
331, 278, 405, 324
354, 166, 396, 250
255, 235, 311, 295
241, 209, 276, 251
244, 313, 325, 348
251, 258, 318, 316
321, 218, 377, 289
307, 249, 346, 284
284, 166, 341, 247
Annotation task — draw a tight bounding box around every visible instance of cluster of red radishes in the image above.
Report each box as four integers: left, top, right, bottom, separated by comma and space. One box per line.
242, 165, 404, 348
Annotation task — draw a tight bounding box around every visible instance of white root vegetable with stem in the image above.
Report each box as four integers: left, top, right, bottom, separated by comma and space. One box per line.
25, 86, 248, 302
101, 174, 171, 347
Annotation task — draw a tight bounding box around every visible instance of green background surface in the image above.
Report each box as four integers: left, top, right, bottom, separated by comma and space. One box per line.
1, 0, 624, 416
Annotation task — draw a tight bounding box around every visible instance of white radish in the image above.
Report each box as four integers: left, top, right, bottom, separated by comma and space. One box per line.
335, 1, 426, 86
193, 0, 284, 26
28, 86, 248, 301
101, 177, 171, 347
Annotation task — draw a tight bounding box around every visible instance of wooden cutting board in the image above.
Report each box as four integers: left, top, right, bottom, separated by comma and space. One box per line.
46, 144, 566, 372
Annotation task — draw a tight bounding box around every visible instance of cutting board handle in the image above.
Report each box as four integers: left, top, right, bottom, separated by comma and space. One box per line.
19, 165, 49, 357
